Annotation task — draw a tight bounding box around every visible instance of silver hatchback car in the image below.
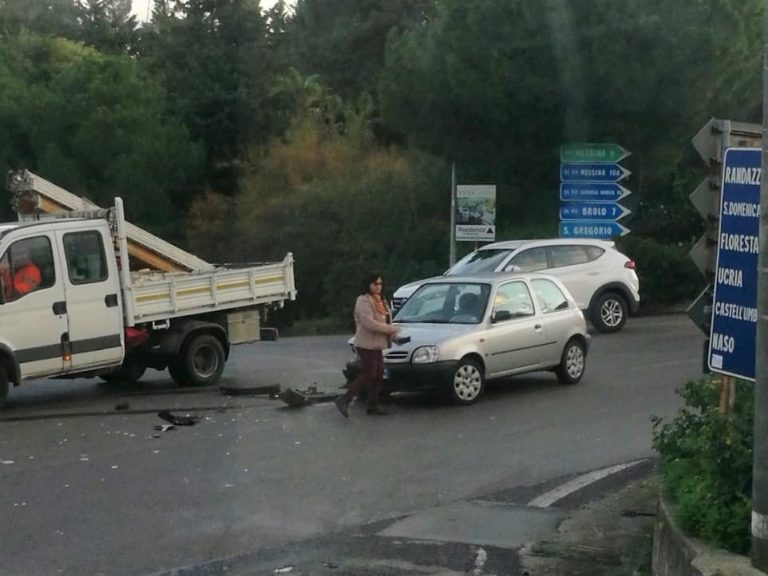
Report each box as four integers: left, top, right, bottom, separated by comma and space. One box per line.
376, 273, 590, 405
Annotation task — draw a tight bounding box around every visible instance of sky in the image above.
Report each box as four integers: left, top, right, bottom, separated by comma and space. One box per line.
131, 0, 287, 21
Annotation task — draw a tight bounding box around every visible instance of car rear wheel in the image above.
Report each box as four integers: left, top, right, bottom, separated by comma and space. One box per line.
591, 292, 628, 333
556, 339, 586, 385
449, 358, 484, 405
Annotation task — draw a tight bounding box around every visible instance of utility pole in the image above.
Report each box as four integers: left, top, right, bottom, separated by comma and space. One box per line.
449, 162, 457, 267
752, 1, 768, 568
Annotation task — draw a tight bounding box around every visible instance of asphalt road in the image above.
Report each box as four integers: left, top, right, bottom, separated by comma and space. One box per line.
0, 315, 702, 576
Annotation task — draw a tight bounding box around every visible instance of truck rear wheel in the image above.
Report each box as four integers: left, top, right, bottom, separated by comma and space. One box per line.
0, 366, 9, 408
171, 334, 225, 387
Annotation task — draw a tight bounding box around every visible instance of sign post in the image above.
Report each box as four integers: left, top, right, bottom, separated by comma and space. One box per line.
707, 147, 761, 381
753, 6, 768, 567
560, 143, 630, 164
456, 184, 496, 242
558, 143, 632, 239
449, 162, 457, 266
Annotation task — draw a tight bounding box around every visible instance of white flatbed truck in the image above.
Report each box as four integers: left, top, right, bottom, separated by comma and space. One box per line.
0, 171, 296, 406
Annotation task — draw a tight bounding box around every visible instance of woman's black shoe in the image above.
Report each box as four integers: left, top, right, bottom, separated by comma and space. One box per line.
334, 395, 350, 417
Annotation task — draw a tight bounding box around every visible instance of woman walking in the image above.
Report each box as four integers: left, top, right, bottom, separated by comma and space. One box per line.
335, 272, 400, 417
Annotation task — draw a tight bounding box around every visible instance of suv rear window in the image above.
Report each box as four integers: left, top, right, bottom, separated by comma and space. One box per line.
585, 246, 605, 261
549, 245, 591, 268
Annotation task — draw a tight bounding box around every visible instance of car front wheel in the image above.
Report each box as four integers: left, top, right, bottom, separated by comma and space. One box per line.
556, 339, 586, 385
449, 358, 484, 405
591, 292, 628, 333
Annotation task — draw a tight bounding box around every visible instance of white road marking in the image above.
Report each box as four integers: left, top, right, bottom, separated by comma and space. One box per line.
527, 459, 647, 508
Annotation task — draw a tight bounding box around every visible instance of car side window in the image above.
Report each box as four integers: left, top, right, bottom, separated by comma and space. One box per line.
548, 245, 590, 268
493, 281, 535, 319
532, 279, 569, 313
508, 247, 548, 272
63, 231, 108, 285
0, 236, 56, 303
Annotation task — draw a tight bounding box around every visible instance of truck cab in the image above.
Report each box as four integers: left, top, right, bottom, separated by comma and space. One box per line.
0, 170, 297, 408
0, 218, 125, 384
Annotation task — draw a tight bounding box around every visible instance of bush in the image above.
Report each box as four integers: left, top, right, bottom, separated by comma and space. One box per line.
652, 378, 753, 554
616, 236, 701, 309
187, 111, 450, 325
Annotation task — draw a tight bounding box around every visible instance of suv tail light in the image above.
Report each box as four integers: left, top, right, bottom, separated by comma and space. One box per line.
624, 260, 637, 270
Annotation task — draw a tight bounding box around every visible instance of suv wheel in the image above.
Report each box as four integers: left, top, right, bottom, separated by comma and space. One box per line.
591, 292, 628, 333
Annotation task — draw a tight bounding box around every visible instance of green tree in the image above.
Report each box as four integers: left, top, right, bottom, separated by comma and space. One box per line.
282, 0, 435, 101
380, 0, 763, 240
75, 0, 138, 54
0, 33, 203, 236
187, 103, 448, 320
141, 0, 273, 194
0, 0, 80, 39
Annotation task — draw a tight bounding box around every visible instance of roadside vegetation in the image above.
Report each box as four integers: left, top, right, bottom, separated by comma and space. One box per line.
653, 378, 754, 554
0, 0, 762, 326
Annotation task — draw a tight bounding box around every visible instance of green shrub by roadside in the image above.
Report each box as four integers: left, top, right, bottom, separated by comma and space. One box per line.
652, 378, 753, 554
616, 236, 701, 310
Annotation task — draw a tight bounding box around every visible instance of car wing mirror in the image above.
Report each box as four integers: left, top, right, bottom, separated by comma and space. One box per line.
503, 264, 521, 273
492, 310, 513, 323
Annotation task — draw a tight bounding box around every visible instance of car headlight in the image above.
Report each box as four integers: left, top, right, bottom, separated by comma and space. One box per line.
412, 346, 439, 364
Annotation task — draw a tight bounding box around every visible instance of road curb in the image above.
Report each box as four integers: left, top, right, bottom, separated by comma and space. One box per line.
652, 496, 766, 576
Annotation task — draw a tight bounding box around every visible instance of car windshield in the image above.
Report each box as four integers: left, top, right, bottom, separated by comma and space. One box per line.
447, 249, 514, 275
394, 282, 490, 324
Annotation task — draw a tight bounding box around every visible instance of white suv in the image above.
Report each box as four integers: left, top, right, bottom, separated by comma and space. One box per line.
392, 239, 640, 333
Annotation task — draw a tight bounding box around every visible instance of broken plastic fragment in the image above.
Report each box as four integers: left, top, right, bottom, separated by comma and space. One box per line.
158, 410, 199, 426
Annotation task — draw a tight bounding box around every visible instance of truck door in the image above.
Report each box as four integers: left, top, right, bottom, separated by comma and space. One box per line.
0, 233, 68, 378
56, 228, 124, 371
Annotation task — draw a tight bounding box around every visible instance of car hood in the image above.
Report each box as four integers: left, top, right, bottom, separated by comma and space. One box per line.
389, 322, 479, 351
392, 276, 443, 299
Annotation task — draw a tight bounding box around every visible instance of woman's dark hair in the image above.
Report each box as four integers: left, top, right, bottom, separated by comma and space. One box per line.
360, 271, 383, 295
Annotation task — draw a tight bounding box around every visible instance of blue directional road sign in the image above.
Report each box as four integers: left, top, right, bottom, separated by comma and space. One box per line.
560, 163, 630, 183
708, 147, 761, 381
559, 221, 629, 239
559, 182, 631, 203
559, 202, 630, 222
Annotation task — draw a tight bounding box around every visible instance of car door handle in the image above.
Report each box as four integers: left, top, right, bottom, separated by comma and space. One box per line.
105, 294, 119, 308
534, 324, 542, 330
53, 301, 67, 315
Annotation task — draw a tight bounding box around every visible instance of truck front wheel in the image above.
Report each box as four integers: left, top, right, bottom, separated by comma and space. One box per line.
100, 358, 146, 384
170, 334, 226, 387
